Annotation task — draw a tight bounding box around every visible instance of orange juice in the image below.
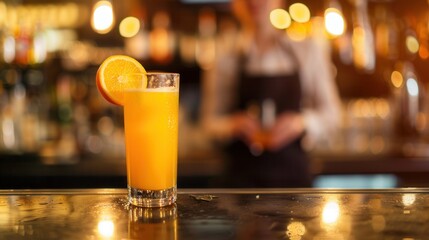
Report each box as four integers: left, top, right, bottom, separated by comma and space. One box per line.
124, 87, 178, 190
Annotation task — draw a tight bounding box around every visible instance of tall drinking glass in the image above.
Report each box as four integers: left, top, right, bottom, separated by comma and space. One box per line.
124, 72, 179, 207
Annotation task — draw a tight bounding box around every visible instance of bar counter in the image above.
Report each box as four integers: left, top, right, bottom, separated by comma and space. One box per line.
1, 188, 428, 239
3, 153, 429, 188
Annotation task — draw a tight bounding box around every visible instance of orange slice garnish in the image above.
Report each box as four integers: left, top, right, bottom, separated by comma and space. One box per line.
96, 55, 146, 105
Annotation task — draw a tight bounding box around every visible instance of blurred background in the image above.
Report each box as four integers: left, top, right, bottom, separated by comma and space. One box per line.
0, 0, 429, 188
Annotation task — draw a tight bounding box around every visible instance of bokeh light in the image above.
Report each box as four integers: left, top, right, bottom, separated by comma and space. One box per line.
402, 194, 416, 206
119, 16, 140, 38
324, 8, 345, 36
286, 22, 308, 42
289, 3, 310, 23
322, 201, 340, 224
286, 221, 306, 240
406, 78, 419, 97
391, 70, 403, 88
406, 35, 419, 54
375, 98, 390, 119
269, 8, 291, 30
91, 1, 114, 34
98, 220, 114, 238
419, 45, 429, 59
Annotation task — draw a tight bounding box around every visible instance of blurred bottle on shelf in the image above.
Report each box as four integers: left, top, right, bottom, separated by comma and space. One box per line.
0, 68, 49, 154
149, 11, 175, 64
351, 0, 376, 72
391, 62, 425, 138
195, 7, 216, 70
14, 24, 32, 66
374, 4, 399, 61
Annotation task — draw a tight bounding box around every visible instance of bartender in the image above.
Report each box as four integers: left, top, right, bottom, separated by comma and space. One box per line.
202, 0, 341, 187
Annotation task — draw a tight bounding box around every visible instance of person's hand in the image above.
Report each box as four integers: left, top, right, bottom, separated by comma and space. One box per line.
230, 112, 262, 145
265, 112, 305, 151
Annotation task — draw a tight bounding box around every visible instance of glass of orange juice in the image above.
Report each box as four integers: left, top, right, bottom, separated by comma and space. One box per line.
124, 72, 179, 207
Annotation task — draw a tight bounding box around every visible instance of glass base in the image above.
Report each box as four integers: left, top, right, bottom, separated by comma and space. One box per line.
128, 186, 177, 207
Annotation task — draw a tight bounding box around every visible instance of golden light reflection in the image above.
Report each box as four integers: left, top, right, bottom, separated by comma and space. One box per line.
322, 201, 340, 224
0, 198, 10, 228
286, 221, 306, 240
286, 22, 308, 42
129, 205, 178, 240
391, 70, 403, 88
91, 0, 115, 34
269, 8, 291, 30
98, 220, 115, 238
371, 215, 386, 232
324, 8, 345, 36
120, 17, 140, 38
289, 3, 310, 23
402, 194, 416, 206
406, 35, 419, 54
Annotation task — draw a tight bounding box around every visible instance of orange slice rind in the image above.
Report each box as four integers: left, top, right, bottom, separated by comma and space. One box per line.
96, 55, 146, 105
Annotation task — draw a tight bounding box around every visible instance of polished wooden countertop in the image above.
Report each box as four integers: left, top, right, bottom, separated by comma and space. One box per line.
0, 188, 429, 239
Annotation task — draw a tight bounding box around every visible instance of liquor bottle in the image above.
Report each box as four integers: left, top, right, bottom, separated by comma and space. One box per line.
351, 0, 376, 72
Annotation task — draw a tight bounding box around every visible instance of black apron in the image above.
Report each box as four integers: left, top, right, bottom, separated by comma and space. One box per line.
224, 47, 311, 188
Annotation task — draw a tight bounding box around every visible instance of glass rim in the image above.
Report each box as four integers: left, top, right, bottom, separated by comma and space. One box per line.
126, 72, 180, 76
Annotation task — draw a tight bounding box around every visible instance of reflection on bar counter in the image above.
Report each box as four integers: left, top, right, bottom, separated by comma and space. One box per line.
0, 0, 429, 186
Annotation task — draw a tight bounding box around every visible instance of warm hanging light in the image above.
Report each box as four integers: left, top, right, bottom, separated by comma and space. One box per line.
289, 3, 310, 23
269, 8, 291, 30
324, 8, 345, 36
91, 0, 115, 34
